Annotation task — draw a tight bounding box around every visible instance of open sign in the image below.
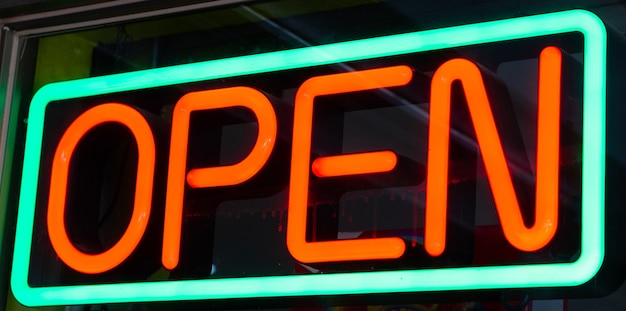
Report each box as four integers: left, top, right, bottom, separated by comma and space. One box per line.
12, 10, 606, 307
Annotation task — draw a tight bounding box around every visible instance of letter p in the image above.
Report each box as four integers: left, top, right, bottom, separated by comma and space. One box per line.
162, 87, 277, 270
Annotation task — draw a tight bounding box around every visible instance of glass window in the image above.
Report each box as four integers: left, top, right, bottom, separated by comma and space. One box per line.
2, 1, 626, 310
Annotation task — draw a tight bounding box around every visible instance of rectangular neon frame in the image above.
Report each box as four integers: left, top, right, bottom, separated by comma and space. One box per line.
11, 9, 606, 306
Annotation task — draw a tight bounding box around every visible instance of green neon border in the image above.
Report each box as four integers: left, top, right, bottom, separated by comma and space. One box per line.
11, 9, 606, 307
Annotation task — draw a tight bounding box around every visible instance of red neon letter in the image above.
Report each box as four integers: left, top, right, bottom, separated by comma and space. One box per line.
162, 86, 277, 270
47, 103, 155, 274
425, 46, 562, 256
288, 66, 412, 263
312, 150, 398, 178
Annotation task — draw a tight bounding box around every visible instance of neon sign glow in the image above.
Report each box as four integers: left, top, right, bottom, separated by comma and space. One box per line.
11, 9, 606, 307
425, 47, 562, 256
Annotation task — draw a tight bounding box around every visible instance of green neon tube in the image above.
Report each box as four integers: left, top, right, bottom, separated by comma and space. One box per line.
12, 9, 606, 306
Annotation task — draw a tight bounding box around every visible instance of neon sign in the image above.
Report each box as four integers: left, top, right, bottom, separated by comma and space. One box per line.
12, 9, 605, 307
424, 47, 562, 256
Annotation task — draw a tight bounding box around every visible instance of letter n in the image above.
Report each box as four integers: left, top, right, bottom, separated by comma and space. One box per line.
425, 46, 562, 256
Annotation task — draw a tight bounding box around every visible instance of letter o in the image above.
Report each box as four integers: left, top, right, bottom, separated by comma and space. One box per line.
47, 103, 156, 274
